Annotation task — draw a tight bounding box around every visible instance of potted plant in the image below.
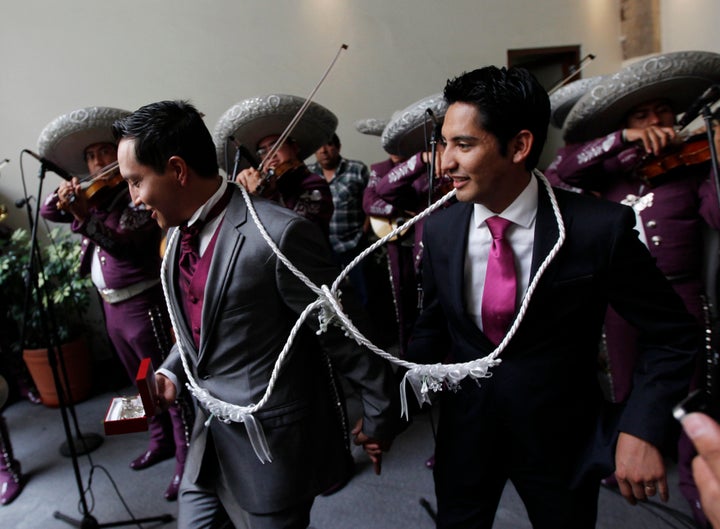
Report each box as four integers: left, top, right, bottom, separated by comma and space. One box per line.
0, 227, 95, 406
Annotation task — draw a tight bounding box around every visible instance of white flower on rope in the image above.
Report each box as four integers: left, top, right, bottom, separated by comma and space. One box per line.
160, 170, 566, 463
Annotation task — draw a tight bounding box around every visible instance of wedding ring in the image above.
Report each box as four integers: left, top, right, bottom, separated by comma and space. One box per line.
644, 482, 656, 491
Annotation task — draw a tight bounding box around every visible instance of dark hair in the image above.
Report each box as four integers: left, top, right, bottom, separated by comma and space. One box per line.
328, 133, 340, 149
443, 66, 550, 169
112, 100, 218, 178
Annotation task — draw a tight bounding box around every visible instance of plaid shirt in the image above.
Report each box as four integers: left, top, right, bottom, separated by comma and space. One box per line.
308, 157, 369, 254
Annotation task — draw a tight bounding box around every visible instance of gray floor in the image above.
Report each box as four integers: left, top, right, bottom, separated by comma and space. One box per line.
0, 385, 701, 529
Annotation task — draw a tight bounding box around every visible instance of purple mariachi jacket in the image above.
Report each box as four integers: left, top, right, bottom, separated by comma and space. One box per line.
546, 131, 720, 401
40, 186, 163, 290
363, 153, 453, 267
264, 163, 334, 238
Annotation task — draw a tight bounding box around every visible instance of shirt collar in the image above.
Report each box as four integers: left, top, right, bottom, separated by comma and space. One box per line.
472, 174, 538, 229
186, 178, 228, 228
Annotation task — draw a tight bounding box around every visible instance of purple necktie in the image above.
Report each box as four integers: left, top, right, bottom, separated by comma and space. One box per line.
481, 216, 517, 345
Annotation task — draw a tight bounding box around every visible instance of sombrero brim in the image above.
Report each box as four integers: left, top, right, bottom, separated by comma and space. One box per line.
354, 118, 389, 137
381, 93, 448, 158
213, 94, 337, 172
563, 50, 720, 143
37, 107, 131, 177
549, 76, 604, 129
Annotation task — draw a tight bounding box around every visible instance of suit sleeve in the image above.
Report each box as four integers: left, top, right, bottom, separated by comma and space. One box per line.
606, 206, 699, 448
275, 218, 400, 440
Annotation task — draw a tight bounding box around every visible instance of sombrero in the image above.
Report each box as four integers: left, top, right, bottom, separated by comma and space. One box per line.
354, 118, 389, 137
381, 93, 448, 158
37, 106, 131, 177
563, 50, 720, 143
213, 94, 337, 171
549, 76, 603, 129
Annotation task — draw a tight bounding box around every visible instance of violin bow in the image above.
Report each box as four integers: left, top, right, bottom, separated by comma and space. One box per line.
548, 53, 596, 95
258, 43, 348, 172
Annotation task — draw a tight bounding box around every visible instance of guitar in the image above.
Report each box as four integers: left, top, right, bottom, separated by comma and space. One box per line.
369, 216, 411, 241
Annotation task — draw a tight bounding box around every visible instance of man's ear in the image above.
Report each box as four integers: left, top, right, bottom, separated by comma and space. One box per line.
167, 156, 188, 185
510, 130, 534, 164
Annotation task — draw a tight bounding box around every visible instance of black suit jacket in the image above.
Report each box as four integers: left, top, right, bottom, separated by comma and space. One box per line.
407, 177, 698, 484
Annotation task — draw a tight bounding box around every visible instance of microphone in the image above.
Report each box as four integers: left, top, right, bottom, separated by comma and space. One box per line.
0, 158, 9, 170
229, 136, 259, 169
678, 84, 720, 129
426, 108, 439, 128
23, 149, 73, 180
15, 197, 32, 208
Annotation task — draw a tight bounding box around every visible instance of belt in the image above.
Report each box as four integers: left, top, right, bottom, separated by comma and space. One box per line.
98, 279, 160, 304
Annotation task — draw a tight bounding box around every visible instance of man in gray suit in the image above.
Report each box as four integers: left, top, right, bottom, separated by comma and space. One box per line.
113, 100, 398, 529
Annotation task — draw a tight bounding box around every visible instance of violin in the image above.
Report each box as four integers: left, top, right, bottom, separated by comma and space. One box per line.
254, 159, 304, 197
59, 161, 124, 210
636, 134, 712, 181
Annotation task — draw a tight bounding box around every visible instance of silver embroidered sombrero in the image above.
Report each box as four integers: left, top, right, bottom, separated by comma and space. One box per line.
37, 106, 131, 177
549, 76, 604, 129
563, 50, 720, 142
354, 118, 389, 137
213, 94, 338, 171
381, 93, 448, 158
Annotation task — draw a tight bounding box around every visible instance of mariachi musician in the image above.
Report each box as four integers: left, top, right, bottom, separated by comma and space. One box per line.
213, 93, 335, 238
362, 94, 453, 357
38, 106, 192, 502
545, 50, 720, 528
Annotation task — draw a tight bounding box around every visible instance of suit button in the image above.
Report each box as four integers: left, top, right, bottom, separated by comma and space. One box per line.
193, 326, 200, 334
646, 219, 657, 229
189, 296, 198, 304
651, 235, 662, 246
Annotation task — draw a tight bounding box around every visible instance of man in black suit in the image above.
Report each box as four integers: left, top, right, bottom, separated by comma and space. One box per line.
405, 66, 699, 528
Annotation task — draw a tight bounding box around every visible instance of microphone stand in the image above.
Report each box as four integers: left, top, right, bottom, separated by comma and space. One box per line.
428, 117, 441, 209
22, 162, 172, 529
701, 106, 720, 415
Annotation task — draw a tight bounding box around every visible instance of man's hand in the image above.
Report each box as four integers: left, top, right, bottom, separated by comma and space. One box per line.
154, 373, 177, 412
614, 432, 668, 505
351, 418, 392, 475
681, 412, 720, 528
624, 126, 677, 156
56, 178, 89, 222
236, 167, 263, 194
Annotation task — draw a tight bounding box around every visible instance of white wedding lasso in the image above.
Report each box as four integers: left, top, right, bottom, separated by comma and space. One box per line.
160, 169, 566, 463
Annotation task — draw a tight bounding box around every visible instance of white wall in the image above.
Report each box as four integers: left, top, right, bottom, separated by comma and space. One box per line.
0, 0, 625, 229
661, 0, 720, 53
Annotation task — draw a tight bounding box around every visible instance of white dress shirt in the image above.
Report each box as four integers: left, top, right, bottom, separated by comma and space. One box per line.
464, 176, 538, 332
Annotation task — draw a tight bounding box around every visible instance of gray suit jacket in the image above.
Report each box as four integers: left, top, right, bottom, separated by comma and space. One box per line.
161, 185, 397, 513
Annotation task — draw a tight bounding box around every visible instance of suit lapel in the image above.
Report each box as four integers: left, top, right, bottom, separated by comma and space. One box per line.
448, 203, 473, 316
198, 187, 247, 360
530, 176, 566, 287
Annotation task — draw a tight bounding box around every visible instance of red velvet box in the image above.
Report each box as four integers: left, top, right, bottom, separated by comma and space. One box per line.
103, 358, 158, 435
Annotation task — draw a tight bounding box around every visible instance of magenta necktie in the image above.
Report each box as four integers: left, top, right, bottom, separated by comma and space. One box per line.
481, 216, 517, 345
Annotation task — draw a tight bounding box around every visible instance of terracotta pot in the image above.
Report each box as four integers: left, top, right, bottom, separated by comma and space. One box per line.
22, 336, 93, 408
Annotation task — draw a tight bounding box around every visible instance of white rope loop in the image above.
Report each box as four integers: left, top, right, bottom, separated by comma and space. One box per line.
160, 171, 565, 462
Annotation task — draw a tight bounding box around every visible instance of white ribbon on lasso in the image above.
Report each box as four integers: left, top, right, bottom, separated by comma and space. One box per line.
160, 169, 566, 463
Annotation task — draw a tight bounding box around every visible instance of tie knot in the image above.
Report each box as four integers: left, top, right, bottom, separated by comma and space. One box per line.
486, 216, 512, 240
180, 221, 202, 238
